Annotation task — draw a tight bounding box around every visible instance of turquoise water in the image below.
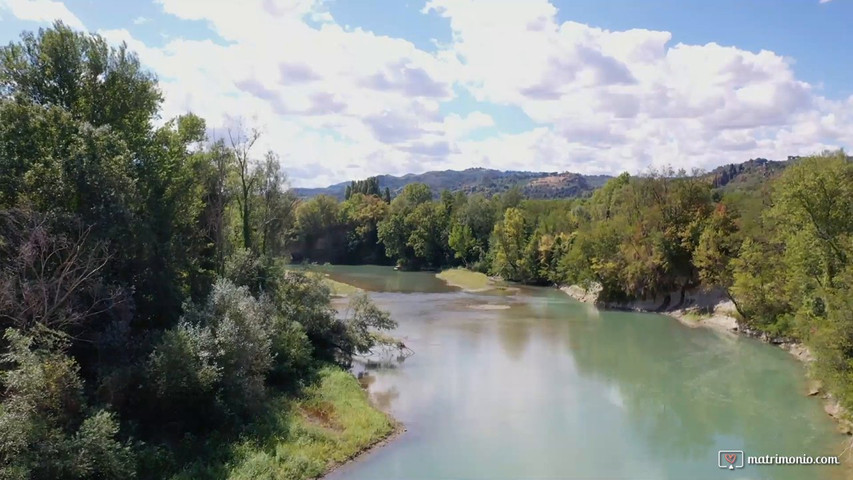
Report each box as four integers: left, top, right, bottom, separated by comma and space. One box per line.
317, 266, 847, 480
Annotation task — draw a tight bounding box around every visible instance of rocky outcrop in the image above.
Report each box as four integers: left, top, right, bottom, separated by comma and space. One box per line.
560, 283, 739, 332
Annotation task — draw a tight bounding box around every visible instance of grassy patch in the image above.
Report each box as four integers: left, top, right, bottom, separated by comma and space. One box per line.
436, 268, 492, 291
322, 277, 362, 296
170, 368, 394, 480
679, 311, 707, 323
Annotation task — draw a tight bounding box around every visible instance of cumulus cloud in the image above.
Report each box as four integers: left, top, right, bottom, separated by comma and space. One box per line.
424, 0, 848, 175
0, 0, 84, 29
3, 0, 849, 186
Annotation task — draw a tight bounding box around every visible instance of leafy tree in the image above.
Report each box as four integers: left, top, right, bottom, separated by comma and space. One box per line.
227, 126, 261, 252
448, 223, 479, 267
345, 177, 381, 200
257, 152, 296, 257
340, 192, 389, 264
490, 208, 528, 281
340, 293, 397, 355
295, 195, 343, 262
694, 203, 740, 294
0, 21, 160, 152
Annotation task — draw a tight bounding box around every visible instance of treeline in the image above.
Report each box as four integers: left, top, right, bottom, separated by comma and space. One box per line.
297, 157, 853, 411
0, 23, 396, 479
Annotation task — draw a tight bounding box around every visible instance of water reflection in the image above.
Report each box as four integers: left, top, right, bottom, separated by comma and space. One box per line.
324, 267, 846, 480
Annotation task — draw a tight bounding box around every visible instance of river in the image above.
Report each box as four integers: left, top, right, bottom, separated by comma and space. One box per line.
317, 265, 847, 480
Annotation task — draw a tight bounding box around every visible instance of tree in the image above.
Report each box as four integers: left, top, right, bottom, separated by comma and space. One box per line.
0, 21, 161, 152
377, 183, 434, 269
295, 195, 343, 262
448, 223, 479, 267
770, 152, 852, 289
405, 202, 449, 268
228, 125, 261, 252
200, 141, 233, 275
693, 203, 740, 293
341, 293, 397, 355
340, 193, 389, 264
0, 211, 122, 340
148, 279, 275, 428
730, 237, 791, 333
257, 152, 296, 256
490, 208, 528, 281
345, 177, 381, 200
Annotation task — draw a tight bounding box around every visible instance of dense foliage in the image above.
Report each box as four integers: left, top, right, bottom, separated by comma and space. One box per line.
0, 24, 396, 479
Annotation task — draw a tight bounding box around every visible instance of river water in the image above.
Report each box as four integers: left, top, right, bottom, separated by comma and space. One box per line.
319, 265, 847, 480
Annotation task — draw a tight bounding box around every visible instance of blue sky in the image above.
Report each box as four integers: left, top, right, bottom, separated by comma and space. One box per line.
1, 0, 850, 187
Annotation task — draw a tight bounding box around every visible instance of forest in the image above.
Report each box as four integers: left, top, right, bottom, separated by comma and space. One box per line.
2, 22, 853, 479
0, 24, 398, 479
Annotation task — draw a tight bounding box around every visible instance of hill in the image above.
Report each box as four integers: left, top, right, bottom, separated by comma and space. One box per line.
294, 168, 612, 200
704, 157, 789, 191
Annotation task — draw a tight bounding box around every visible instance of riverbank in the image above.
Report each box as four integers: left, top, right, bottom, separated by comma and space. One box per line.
174, 367, 397, 479
560, 283, 853, 436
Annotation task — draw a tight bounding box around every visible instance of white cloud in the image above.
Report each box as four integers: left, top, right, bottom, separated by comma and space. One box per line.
15, 0, 851, 186
423, 0, 849, 176
0, 0, 84, 29
132, 16, 148, 25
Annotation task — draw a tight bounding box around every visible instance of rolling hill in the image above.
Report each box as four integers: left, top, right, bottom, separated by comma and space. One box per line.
704, 157, 789, 191
294, 168, 612, 200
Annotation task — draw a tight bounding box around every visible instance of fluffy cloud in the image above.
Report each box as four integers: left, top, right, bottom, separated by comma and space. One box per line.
0, 0, 84, 29
3, 0, 850, 186
425, 0, 847, 174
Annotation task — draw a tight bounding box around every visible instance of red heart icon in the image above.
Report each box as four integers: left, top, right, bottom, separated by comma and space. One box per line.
725, 453, 737, 465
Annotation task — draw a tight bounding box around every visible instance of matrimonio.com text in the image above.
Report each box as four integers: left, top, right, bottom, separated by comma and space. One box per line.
718, 450, 840, 470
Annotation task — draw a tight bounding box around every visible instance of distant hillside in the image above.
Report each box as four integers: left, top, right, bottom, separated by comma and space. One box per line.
704, 157, 789, 191
294, 168, 612, 200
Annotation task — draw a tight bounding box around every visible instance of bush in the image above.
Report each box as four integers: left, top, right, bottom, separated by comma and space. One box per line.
148, 279, 273, 429
0, 329, 134, 479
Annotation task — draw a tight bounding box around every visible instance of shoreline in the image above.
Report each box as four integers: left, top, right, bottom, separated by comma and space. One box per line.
559, 284, 853, 437
320, 416, 405, 479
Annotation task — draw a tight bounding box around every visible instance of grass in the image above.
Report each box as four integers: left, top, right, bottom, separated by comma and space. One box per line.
679, 311, 707, 323
170, 367, 394, 480
436, 268, 493, 291
322, 277, 362, 297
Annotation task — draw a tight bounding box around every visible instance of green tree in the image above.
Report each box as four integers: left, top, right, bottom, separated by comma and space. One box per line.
295, 195, 343, 262
448, 223, 479, 267
694, 203, 740, 294
490, 207, 528, 281
0, 21, 161, 152
340, 192, 389, 264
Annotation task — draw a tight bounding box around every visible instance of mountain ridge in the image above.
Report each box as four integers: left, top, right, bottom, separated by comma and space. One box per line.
294, 157, 817, 200
294, 167, 612, 200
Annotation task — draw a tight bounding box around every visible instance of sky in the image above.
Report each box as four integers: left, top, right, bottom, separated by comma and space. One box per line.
0, 0, 851, 187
